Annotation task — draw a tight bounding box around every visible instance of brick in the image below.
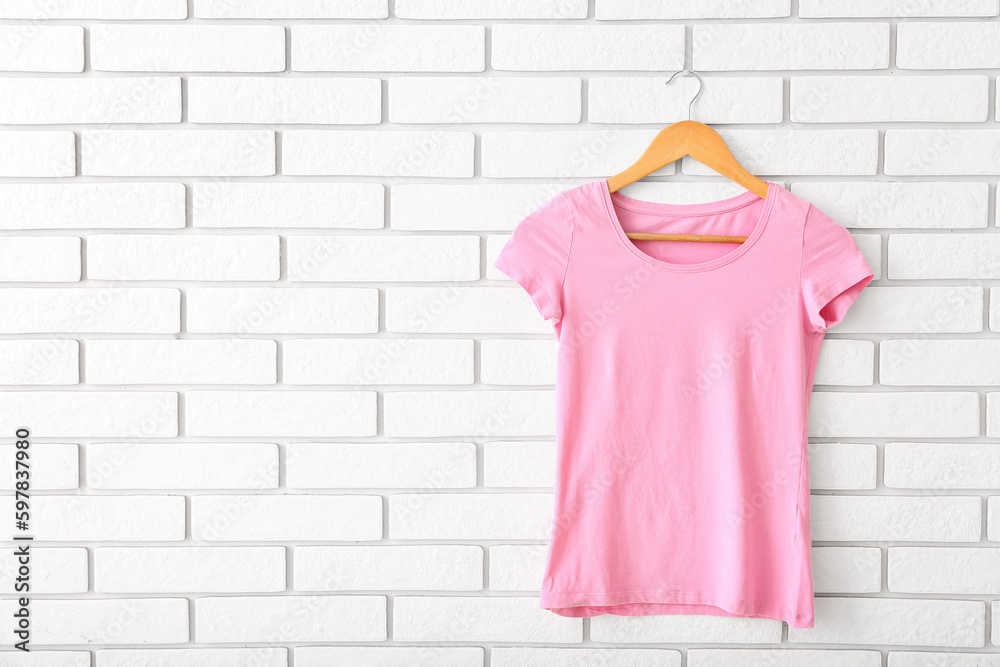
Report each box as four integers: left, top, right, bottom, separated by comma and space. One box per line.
98, 648, 287, 667
0, 443, 78, 489
791, 75, 988, 122
489, 544, 548, 591
481, 338, 557, 385
287, 234, 478, 282
82, 129, 274, 177
292, 25, 483, 72
296, 647, 481, 666
688, 649, 879, 667
0, 547, 87, 593
987, 393, 1000, 438
597, 0, 789, 18
192, 182, 383, 229
88, 234, 277, 281
384, 389, 555, 437
885, 129, 1000, 175
283, 129, 473, 177
91, 25, 284, 72
95, 546, 285, 592
0, 182, 185, 230
885, 442, 1000, 489
0, 391, 177, 437
0, 288, 180, 333
389, 76, 581, 124
192, 494, 382, 541
0, 131, 74, 176
0, 339, 78, 385
992, 497, 1000, 541
388, 492, 552, 539
189, 77, 380, 124
889, 546, 1000, 594
185, 390, 376, 437
809, 391, 979, 438
881, 339, 1000, 385
682, 130, 878, 176
86, 339, 276, 385
87, 443, 278, 489
293, 545, 482, 591
0, 77, 180, 124
808, 443, 877, 490
0, 494, 185, 541
811, 546, 881, 594
810, 495, 980, 542
815, 339, 875, 386
0, 0, 187, 18
0, 598, 188, 644
393, 183, 572, 231
888, 653, 1000, 667
0, 237, 80, 281
483, 440, 556, 487
0, 26, 82, 72
822, 286, 983, 334
889, 233, 1000, 279
492, 25, 684, 71
186, 287, 378, 334
898, 22, 1000, 68
800, 0, 998, 16
693, 23, 889, 70
195, 0, 386, 17
387, 286, 557, 334
393, 596, 581, 643
284, 338, 473, 385
286, 441, 476, 488
590, 614, 782, 643
195, 595, 385, 642
397, 0, 587, 18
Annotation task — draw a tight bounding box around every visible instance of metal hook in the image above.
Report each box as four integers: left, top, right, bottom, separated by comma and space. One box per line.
666, 69, 702, 121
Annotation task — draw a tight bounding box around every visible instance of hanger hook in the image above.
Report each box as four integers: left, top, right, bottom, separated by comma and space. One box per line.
666, 69, 702, 121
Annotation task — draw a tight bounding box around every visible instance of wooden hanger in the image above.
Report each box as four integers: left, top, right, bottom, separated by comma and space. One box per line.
606, 69, 771, 244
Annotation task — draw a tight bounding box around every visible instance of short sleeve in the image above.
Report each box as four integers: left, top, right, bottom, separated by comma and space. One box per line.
493, 191, 574, 322
801, 203, 874, 332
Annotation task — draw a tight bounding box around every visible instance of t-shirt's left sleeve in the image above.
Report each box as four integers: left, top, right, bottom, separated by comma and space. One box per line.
493, 191, 574, 322
801, 202, 874, 332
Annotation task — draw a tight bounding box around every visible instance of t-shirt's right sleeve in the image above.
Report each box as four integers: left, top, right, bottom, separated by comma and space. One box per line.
801, 202, 874, 332
493, 191, 574, 322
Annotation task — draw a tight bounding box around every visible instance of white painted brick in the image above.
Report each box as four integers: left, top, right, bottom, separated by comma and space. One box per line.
0, 598, 188, 644
790, 75, 988, 122
790, 181, 989, 229
195, 595, 386, 642
88, 234, 277, 281
191, 494, 382, 541
82, 129, 274, 177
393, 183, 571, 231
393, 596, 580, 643
810, 391, 980, 438
0, 0, 187, 18
885, 129, 1000, 175
497, 647, 679, 666
590, 614, 782, 643
386, 286, 558, 334
800, 0, 998, 17
293, 545, 482, 591
881, 339, 1000, 385
0, 26, 82, 72
283, 129, 473, 177
0, 443, 78, 489
809, 443, 877, 490
991, 288, 1000, 332
492, 25, 684, 71
0, 651, 90, 666
95, 546, 284, 593
389, 76, 581, 124
195, 0, 386, 18
188, 77, 380, 125
0, 391, 177, 437
488, 544, 547, 591
810, 495, 981, 541
287, 234, 478, 282
0, 494, 185, 540
0, 131, 74, 177
589, 76, 783, 125
993, 497, 1000, 540
688, 649, 880, 667
186, 287, 378, 334
86, 339, 275, 385
481, 338, 557, 385
286, 441, 476, 488
483, 440, 556, 487
987, 392, 1000, 438
824, 286, 983, 334
98, 648, 287, 667
889, 547, 1000, 594
890, 234, 1000, 279
91, 25, 284, 72
384, 389, 555, 437
0, 339, 78, 385
0, 183, 185, 230
788, 597, 984, 647
811, 546, 881, 594
898, 22, 1000, 68
815, 340, 874, 386
397, 0, 587, 19
597, 0, 789, 19
888, 653, 1000, 667
693, 23, 889, 70
296, 646, 481, 667
192, 182, 383, 229
0, 288, 179, 333
0, 77, 180, 124
292, 25, 484, 72
388, 492, 552, 539
87, 443, 278, 489
885, 442, 1000, 489
682, 130, 879, 176
0, 237, 79, 282
185, 390, 377, 437
283, 338, 473, 386
0, 547, 87, 593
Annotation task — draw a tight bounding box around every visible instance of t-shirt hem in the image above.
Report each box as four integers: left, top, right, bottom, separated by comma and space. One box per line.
540, 590, 815, 629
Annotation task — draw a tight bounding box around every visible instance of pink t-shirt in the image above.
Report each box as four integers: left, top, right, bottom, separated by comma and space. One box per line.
493, 178, 873, 629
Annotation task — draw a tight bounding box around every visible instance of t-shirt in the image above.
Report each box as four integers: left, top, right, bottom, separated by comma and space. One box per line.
492, 178, 874, 629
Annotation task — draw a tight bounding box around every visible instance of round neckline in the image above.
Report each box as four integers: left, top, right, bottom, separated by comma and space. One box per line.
598, 178, 779, 273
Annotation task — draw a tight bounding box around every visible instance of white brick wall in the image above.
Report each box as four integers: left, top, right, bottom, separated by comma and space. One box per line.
1, 1, 999, 664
